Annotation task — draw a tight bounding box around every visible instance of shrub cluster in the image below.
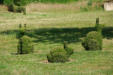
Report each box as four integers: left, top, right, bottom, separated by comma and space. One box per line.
82, 31, 102, 51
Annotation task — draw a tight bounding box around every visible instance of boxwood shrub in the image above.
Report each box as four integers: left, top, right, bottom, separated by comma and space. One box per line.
47, 48, 68, 63
18, 36, 34, 54
82, 31, 102, 51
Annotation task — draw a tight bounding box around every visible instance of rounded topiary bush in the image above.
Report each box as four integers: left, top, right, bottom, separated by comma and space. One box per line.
82, 31, 102, 51
63, 41, 74, 57
18, 36, 33, 54
47, 48, 68, 63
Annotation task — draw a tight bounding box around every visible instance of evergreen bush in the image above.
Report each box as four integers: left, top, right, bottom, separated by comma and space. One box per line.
47, 48, 68, 63
82, 31, 103, 50
18, 36, 33, 54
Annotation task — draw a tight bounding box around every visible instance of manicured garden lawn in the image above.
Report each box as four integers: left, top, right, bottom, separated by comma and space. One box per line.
0, 6, 113, 75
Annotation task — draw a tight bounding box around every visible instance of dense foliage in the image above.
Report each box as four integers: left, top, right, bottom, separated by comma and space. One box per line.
18, 36, 34, 54
47, 48, 68, 63
82, 31, 103, 51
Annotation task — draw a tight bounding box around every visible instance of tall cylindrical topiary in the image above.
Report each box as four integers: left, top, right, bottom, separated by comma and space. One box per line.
18, 36, 33, 54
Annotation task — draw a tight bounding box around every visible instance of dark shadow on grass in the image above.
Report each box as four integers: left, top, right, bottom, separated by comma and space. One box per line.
0, 27, 113, 44
28, 27, 95, 43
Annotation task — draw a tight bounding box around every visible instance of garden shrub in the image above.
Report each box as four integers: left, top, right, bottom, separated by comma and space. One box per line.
82, 31, 103, 50
47, 48, 68, 63
18, 36, 34, 54
63, 41, 74, 57
8, 4, 26, 14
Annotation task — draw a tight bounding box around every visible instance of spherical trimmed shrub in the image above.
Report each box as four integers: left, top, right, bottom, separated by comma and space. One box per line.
47, 48, 68, 63
82, 31, 102, 50
18, 36, 33, 54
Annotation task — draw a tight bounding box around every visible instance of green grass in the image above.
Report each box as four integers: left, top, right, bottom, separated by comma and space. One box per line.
0, 4, 113, 75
